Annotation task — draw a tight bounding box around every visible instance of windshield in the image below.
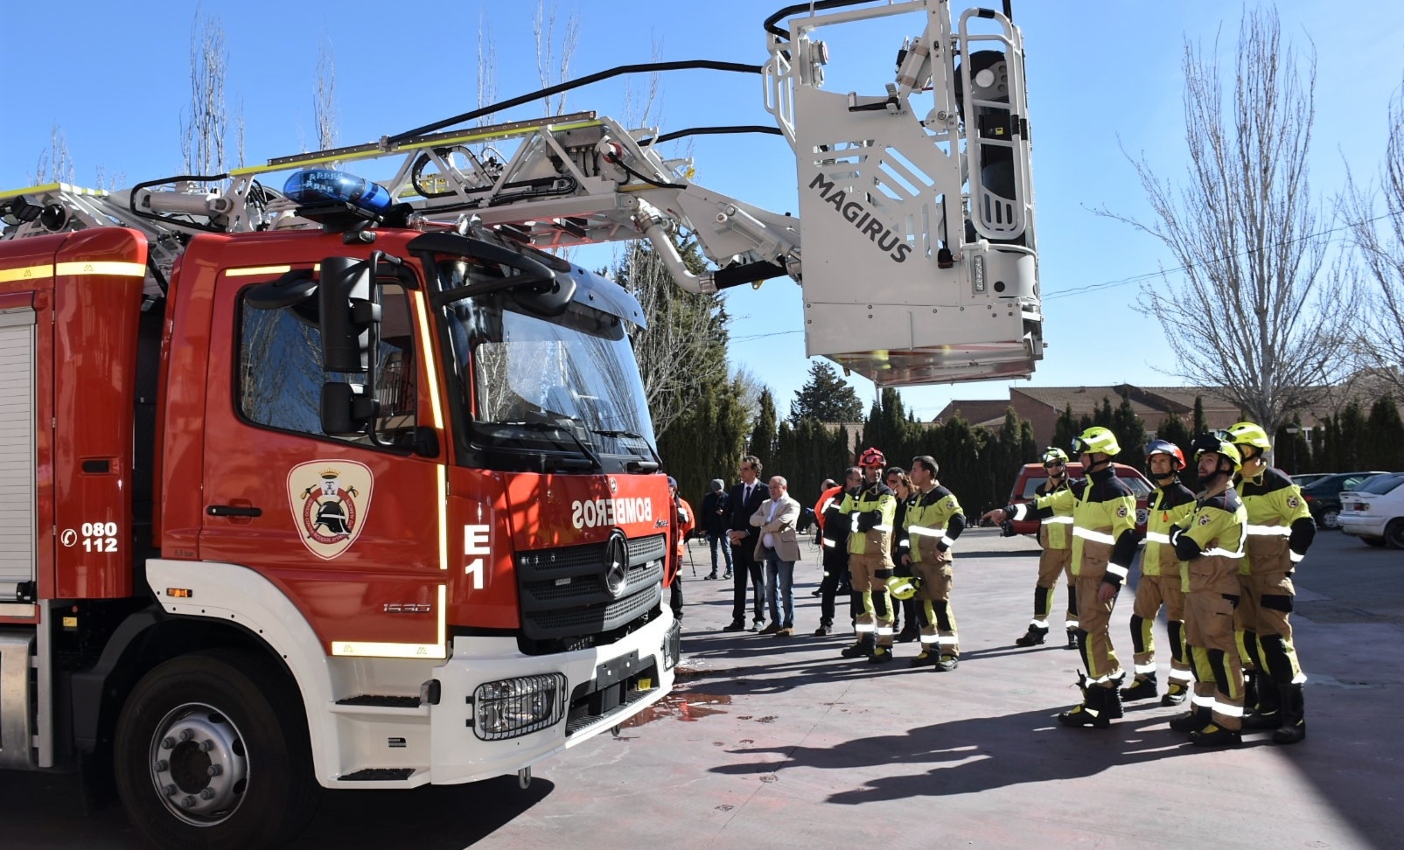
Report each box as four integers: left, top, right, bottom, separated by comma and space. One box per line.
1357, 473, 1404, 495
436, 256, 656, 472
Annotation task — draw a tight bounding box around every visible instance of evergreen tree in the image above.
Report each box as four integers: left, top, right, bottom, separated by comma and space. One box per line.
1111, 394, 1147, 459
1365, 397, 1404, 471
789, 361, 864, 425
749, 388, 778, 463
1192, 396, 1207, 435
1052, 404, 1080, 453
1337, 401, 1368, 470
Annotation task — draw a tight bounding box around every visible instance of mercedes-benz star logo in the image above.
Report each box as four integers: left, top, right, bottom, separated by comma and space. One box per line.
603, 531, 629, 598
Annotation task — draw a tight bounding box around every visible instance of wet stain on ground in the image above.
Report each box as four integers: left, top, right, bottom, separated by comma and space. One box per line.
621, 692, 733, 726
755, 716, 777, 723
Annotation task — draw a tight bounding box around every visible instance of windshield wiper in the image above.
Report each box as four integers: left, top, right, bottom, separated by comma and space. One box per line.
591, 428, 662, 471
486, 420, 603, 472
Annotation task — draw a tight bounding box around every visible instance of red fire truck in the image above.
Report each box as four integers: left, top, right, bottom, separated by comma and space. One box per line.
0, 2, 1041, 846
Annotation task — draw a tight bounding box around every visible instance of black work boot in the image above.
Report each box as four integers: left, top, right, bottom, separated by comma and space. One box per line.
868, 644, 896, 664
1015, 624, 1048, 647
1120, 673, 1159, 702
1169, 705, 1211, 734
1161, 680, 1190, 706
1102, 684, 1124, 719
1245, 676, 1283, 729
1065, 629, 1080, 650
1059, 685, 1112, 728
1272, 683, 1306, 744
909, 649, 938, 667
1190, 722, 1242, 747
841, 634, 874, 658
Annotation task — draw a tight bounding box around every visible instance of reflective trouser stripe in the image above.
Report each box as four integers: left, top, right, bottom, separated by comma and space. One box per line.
1134, 662, 1156, 674
1031, 619, 1049, 628
937, 636, 958, 646
920, 635, 938, 645
855, 623, 875, 633
1168, 669, 1195, 683
876, 626, 893, 636
1214, 701, 1245, 717
1191, 694, 1215, 707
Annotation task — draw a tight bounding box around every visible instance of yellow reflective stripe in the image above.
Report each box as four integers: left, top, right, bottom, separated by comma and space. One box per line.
1202, 546, 1245, 559
56, 261, 146, 278
872, 524, 892, 532
1244, 524, 1291, 537
1145, 531, 1172, 544
854, 622, 875, 633
410, 290, 445, 431
0, 264, 51, 283
225, 265, 295, 277
1105, 563, 1129, 580
1044, 516, 1075, 524
907, 525, 943, 538
1073, 527, 1116, 545
1134, 663, 1156, 674
1191, 694, 1214, 707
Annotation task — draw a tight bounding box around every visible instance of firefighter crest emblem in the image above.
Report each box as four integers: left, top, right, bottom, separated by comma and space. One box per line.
287, 461, 374, 560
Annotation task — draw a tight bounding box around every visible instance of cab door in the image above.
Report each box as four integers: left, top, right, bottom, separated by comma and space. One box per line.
197, 267, 447, 658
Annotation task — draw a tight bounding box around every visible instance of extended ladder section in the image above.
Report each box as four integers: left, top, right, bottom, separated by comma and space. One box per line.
0, 0, 1042, 387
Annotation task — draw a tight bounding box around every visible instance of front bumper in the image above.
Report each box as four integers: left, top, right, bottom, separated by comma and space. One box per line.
427, 610, 678, 785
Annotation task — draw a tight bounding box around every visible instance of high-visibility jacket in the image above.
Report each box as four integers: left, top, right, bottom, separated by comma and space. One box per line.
1142, 480, 1196, 577
840, 481, 897, 557
905, 484, 966, 564
1235, 467, 1313, 575
1013, 466, 1137, 585
1171, 488, 1247, 596
1035, 477, 1074, 550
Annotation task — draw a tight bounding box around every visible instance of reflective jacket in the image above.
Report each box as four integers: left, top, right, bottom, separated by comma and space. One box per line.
1235, 467, 1314, 576
1172, 488, 1247, 597
905, 484, 966, 565
817, 485, 852, 569
1014, 466, 1137, 585
1142, 480, 1196, 577
1035, 477, 1074, 550
840, 481, 897, 560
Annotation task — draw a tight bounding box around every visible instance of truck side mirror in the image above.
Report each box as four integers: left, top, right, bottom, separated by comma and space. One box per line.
321, 382, 377, 436
319, 256, 381, 373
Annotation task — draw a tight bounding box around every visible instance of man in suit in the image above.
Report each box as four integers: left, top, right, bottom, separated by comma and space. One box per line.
722, 455, 767, 632
752, 476, 803, 636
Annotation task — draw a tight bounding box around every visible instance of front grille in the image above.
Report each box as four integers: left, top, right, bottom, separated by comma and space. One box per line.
517, 534, 667, 641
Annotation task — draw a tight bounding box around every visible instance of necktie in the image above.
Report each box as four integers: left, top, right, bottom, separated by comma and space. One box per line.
745, 484, 752, 502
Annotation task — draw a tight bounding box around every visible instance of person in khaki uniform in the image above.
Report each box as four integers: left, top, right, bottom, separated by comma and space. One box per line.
1225, 421, 1315, 744
903, 455, 967, 671
838, 448, 899, 664
1014, 448, 1078, 649
1122, 440, 1197, 706
1168, 433, 1248, 747
984, 426, 1139, 728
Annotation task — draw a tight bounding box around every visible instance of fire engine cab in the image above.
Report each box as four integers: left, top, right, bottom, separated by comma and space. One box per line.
0, 1, 1039, 847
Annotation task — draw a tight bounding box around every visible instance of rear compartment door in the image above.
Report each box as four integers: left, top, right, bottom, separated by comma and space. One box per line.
0, 306, 35, 602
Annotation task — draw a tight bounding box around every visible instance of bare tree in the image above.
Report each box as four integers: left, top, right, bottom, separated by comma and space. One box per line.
314, 38, 338, 151
533, 0, 580, 115
1105, 8, 1354, 444
1342, 79, 1404, 398
181, 11, 228, 178
477, 9, 498, 126
28, 123, 75, 185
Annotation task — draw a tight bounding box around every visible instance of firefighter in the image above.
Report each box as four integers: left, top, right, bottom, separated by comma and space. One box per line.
1167, 433, 1248, 747
1225, 421, 1315, 744
983, 427, 1138, 728
667, 476, 695, 623
814, 469, 860, 636
1013, 447, 1079, 650
903, 455, 967, 670
1122, 440, 1197, 705
838, 448, 899, 663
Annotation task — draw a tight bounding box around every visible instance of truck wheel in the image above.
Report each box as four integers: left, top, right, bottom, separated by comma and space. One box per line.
1387, 520, 1404, 550
114, 649, 319, 850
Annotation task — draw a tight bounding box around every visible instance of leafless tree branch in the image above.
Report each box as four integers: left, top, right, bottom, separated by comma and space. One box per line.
533, 0, 580, 116
314, 38, 338, 151
181, 10, 228, 180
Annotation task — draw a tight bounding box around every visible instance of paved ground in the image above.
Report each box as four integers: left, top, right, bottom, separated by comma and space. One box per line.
3, 528, 1401, 849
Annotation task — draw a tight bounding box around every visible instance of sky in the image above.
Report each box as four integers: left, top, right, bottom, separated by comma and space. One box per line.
3, 0, 1402, 424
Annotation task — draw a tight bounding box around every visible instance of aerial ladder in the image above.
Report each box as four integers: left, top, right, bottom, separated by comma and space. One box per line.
1, 0, 1041, 386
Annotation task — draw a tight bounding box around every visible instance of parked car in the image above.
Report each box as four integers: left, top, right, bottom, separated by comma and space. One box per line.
1337, 472, 1404, 549
1291, 473, 1333, 488
1004, 462, 1153, 538
1299, 471, 1388, 529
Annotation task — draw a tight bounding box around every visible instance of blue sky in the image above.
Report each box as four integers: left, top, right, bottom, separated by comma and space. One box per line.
3, 0, 1402, 423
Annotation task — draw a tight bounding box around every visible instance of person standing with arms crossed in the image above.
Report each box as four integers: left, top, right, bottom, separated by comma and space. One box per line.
1167, 433, 1248, 747
839, 448, 899, 663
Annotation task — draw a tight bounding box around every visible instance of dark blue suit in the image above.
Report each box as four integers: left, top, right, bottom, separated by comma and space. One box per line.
728, 480, 767, 626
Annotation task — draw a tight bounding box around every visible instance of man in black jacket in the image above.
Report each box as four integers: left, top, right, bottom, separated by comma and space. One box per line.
722, 455, 768, 632
699, 479, 733, 580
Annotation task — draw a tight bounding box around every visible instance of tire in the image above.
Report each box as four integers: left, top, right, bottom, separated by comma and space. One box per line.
1387, 520, 1404, 550
114, 649, 320, 850
1363, 536, 1387, 548
1319, 508, 1340, 530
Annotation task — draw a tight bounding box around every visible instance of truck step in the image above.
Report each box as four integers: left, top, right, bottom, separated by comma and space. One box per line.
335, 694, 421, 708
339, 768, 416, 781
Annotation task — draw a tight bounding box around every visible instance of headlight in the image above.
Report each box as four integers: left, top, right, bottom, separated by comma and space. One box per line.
471, 674, 567, 740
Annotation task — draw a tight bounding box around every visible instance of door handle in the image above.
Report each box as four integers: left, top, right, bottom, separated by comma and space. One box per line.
207, 505, 263, 518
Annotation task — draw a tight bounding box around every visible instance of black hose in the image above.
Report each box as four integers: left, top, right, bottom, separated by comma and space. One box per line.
388, 60, 763, 146
764, 0, 890, 41
639, 125, 785, 146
